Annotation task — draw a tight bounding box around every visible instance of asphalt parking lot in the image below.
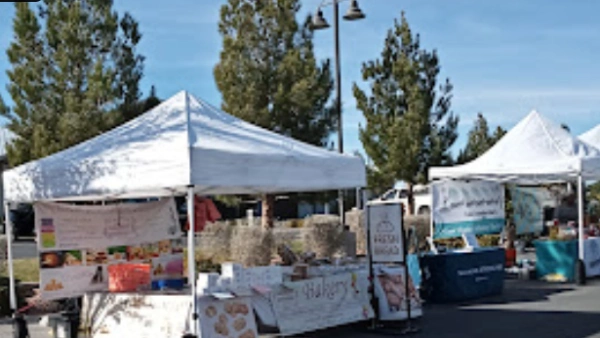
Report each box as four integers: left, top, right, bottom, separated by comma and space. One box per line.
2, 278, 600, 338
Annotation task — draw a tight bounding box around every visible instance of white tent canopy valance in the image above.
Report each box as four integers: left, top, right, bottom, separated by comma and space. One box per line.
3, 90, 366, 202
429, 110, 600, 183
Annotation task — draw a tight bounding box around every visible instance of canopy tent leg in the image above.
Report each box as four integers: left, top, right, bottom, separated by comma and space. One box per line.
576, 175, 586, 285
186, 187, 198, 335
3, 202, 17, 312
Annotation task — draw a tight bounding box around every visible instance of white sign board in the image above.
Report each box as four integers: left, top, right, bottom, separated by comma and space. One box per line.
432, 180, 505, 239
81, 292, 191, 338
35, 199, 183, 300
374, 266, 423, 321
367, 203, 404, 263
270, 272, 374, 336
197, 296, 258, 338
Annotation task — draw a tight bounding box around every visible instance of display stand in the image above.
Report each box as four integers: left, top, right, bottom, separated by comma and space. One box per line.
363, 194, 420, 336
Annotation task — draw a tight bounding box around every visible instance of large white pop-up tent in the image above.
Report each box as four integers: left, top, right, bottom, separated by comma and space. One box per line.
429, 110, 600, 279
2, 91, 366, 333
579, 124, 600, 150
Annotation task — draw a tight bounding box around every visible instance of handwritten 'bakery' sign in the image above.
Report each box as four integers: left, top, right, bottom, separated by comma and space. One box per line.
270, 272, 374, 336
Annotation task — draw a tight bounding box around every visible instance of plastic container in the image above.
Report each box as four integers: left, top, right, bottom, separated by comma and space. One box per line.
108, 263, 151, 292
151, 279, 185, 290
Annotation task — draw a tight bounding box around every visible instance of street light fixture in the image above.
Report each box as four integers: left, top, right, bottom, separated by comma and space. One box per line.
312, 0, 366, 225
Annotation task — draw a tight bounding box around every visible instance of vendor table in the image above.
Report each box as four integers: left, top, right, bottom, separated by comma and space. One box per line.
535, 237, 600, 281
420, 247, 505, 303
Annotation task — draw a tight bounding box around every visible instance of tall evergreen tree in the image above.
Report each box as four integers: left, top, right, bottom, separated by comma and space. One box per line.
354, 12, 458, 214
2, 0, 145, 167
456, 113, 506, 164
214, 0, 335, 227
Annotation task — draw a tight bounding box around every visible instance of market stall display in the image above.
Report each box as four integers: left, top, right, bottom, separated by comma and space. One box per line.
422, 179, 506, 302
430, 110, 600, 284
2, 90, 367, 337
535, 231, 600, 282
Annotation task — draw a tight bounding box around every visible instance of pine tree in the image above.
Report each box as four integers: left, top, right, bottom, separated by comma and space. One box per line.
456, 113, 506, 164
2, 0, 145, 167
354, 12, 458, 214
214, 0, 335, 227
4, 3, 48, 166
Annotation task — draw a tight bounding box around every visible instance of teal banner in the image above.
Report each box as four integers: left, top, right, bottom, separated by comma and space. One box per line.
433, 218, 505, 239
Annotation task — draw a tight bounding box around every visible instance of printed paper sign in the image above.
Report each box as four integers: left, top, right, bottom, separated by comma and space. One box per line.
432, 180, 505, 239
35, 198, 183, 300
373, 266, 423, 321
367, 203, 404, 263
270, 272, 374, 336
197, 297, 258, 338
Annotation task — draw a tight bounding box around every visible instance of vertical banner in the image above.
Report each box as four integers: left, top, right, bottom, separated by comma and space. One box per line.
432, 180, 505, 239
367, 202, 404, 263
35, 198, 183, 300
510, 186, 549, 234
373, 266, 423, 321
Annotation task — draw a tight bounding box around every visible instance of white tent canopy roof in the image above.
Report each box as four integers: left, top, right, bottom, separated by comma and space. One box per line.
579, 124, 600, 149
4, 91, 365, 202
429, 110, 600, 183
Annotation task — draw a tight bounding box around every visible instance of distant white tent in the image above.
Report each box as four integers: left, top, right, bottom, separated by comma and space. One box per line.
430, 110, 600, 183
3, 91, 366, 202
579, 124, 600, 150
430, 110, 600, 272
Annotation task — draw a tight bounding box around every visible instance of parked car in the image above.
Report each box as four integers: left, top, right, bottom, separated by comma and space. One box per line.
371, 184, 431, 215
7, 203, 35, 240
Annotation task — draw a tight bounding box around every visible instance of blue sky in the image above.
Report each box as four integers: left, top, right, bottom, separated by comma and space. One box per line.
1, 0, 599, 158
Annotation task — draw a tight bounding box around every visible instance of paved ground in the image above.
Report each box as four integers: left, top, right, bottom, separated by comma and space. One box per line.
2, 278, 600, 338
12, 238, 37, 259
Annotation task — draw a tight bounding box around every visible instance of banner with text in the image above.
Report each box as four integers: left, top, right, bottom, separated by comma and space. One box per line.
35, 198, 183, 300
432, 180, 505, 239
374, 265, 423, 321
270, 272, 374, 336
367, 203, 404, 263
510, 186, 550, 234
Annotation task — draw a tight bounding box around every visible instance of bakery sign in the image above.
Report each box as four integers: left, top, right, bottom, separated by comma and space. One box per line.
270, 272, 374, 336
35, 198, 183, 300
367, 202, 404, 263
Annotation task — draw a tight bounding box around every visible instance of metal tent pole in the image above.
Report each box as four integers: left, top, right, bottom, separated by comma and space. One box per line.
576, 174, 586, 285
186, 187, 198, 335
3, 202, 17, 312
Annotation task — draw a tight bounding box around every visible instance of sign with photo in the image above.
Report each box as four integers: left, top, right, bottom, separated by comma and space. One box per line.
270, 272, 374, 336
373, 266, 423, 321
432, 180, 505, 239
510, 186, 551, 234
35, 198, 183, 300
367, 202, 404, 263
197, 297, 258, 338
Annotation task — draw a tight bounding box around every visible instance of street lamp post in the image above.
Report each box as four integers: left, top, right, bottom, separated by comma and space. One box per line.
313, 0, 365, 225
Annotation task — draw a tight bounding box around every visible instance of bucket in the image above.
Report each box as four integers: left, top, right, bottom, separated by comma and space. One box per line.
505, 248, 517, 267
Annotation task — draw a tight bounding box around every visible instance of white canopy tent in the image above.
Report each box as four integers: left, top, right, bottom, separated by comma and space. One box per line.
4, 90, 365, 201
579, 124, 600, 150
429, 110, 600, 281
430, 111, 600, 183
2, 91, 366, 333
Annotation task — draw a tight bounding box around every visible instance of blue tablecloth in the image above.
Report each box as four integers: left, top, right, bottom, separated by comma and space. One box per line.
534, 239, 577, 281
420, 248, 505, 303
